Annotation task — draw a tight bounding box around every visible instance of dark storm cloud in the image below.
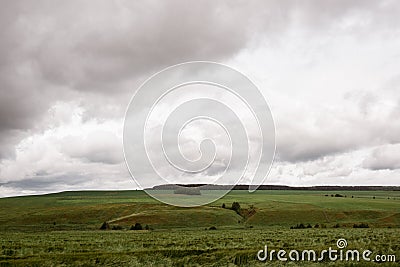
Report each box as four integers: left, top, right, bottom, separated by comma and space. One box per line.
8, 0, 261, 93
3, 174, 87, 190
1, 0, 398, 147
0, 0, 265, 159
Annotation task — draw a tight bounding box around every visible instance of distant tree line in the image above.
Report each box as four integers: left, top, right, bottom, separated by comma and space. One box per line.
150, 184, 400, 191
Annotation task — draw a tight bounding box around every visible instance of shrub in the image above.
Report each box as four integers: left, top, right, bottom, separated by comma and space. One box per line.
334, 194, 344, 197
333, 223, 340, 228
291, 223, 306, 229
130, 223, 143, 230
231, 202, 241, 213
111, 225, 123, 230
222, 203, 226, 209
239, 205, 257, 219
209, 226, 217, 230
100, 222, 110, 230
353, 223, 369, 228
231, 202, 240, 212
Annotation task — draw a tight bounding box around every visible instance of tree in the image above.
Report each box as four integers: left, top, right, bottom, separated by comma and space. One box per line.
231, 202, 241, 213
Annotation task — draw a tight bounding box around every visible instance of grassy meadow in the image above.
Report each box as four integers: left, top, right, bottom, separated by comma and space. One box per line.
0, 190, 399, 266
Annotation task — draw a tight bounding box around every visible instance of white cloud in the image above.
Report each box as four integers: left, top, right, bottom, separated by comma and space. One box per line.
0, 102, 132, 195
363, 144, 400, 170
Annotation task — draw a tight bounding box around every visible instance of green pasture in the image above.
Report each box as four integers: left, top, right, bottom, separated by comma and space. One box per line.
0, 190, 398, 266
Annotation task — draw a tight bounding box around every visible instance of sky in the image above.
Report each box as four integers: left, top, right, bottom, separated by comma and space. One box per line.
0, 0, 400, 197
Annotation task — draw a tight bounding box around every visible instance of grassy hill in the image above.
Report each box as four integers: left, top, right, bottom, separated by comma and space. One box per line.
0, 190, 399, 266
0, 190, 399, 231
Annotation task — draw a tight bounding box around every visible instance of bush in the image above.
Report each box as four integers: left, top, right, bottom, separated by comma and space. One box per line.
209, 226, 217, 230
100, 222, 110, 230
333, 223, 340, 228
231, 202, 241, 213
353, 223, 369, 228
111, 225, 123, 230
239, 205, 257, 219
334, 194, 344, 197
291, 223, 306, 229
222, 203, 226, 209
130, 223, 143, 230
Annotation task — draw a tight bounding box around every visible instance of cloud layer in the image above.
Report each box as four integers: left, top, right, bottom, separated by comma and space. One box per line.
1, 0, 400, 196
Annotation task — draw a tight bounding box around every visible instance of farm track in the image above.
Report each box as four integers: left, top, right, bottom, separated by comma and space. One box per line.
107, 204, 143, 223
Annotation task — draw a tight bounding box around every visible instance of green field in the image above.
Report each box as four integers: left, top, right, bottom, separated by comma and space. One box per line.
0, 190, 399, 266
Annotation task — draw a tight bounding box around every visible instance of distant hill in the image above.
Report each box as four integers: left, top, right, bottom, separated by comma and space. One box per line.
150, 184, 400, 191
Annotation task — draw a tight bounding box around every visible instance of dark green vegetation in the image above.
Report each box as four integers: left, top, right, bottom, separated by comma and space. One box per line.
0, 190, 399, 266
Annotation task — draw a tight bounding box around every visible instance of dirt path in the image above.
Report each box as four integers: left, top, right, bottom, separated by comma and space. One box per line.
108, 212, 144, 223
107, 204, 143, 223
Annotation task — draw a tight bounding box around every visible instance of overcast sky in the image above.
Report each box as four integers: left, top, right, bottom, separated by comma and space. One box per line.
1, 0, 400, 197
